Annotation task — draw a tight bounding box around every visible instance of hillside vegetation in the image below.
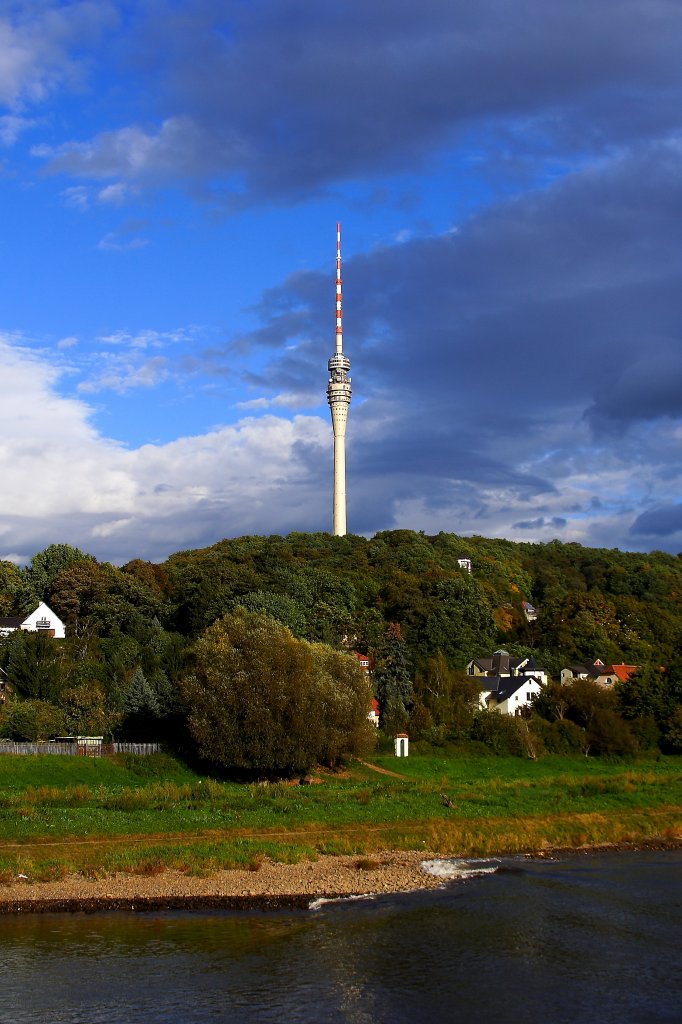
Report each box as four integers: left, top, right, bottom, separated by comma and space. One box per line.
0, 532, 681, 759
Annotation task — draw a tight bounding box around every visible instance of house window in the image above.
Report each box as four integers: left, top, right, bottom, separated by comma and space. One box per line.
36, 618, 51, 631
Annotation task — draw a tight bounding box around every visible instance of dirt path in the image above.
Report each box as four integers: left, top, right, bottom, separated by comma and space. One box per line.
355, 758, 410, 779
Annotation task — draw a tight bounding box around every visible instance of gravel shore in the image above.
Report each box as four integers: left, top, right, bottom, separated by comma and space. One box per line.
2, 839, 678, 914
0, 851, 444, 913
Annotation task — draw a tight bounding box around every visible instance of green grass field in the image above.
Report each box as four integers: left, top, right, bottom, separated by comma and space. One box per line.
0, 752, 679, 881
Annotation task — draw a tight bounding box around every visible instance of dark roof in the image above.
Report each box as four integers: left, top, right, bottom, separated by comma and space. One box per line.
0, 617, 22, 628
565, 663, 600, 678
478, 675, 505, 694
473, 653, 513, 674
480, 675, 544, 701
473, 652, 547, 677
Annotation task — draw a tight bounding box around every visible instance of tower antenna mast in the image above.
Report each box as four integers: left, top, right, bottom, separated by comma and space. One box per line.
327, 222, 351, 535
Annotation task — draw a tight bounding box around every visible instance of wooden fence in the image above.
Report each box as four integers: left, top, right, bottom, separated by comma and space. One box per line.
0, 742, 77, 756
0, 741, 161, 757
111, 742, 161, 756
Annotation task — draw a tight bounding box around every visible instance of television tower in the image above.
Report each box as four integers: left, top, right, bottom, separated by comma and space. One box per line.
327, 222, 352, 536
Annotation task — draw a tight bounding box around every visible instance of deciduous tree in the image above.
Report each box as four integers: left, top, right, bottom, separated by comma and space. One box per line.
180, 610, 372, 777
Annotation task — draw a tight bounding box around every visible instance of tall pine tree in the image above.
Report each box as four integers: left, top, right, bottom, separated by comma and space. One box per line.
374, 623, 413, 734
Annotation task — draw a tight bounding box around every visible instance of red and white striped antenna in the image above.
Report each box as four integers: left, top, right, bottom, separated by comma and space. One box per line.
335, 221, 343, 354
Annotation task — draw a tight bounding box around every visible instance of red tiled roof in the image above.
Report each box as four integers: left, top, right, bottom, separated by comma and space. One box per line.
608, 664, 638, 682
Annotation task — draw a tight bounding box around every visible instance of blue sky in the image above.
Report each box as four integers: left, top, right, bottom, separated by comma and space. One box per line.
2, 0, 682, 564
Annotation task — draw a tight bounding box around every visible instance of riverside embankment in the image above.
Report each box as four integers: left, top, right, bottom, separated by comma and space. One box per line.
0, 752, 679, 908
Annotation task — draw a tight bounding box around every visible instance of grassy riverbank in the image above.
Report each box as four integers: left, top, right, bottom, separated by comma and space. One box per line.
0, 752, 679, 882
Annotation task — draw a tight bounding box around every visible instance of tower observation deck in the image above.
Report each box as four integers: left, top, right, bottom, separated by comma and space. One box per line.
327, 222, 351, 536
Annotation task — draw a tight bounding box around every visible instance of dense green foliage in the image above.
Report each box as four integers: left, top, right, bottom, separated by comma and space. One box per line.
0, 530, 681, 760
374, 623, 413, 733
180, 610, 373, 776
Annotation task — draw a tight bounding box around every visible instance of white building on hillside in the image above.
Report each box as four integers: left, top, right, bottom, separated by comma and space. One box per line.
477, 674, 544, 715
0, 602, 65, 639
468, 649, 547, 715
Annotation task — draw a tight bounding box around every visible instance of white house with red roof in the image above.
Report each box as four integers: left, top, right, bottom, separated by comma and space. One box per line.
594, 663, 639, 688
560, 660, 638, 688
352, 651, 370, 672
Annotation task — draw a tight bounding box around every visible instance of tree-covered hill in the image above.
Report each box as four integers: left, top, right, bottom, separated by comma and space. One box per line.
2, 531, 682, 671
1, 532, 681, 750
162, 530, 682, 672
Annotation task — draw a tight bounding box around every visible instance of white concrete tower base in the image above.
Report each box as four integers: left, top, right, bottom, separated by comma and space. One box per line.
331, 404, 347, 536
333, 434, 346, 536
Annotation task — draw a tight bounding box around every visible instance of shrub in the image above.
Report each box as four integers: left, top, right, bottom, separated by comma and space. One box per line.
586, 708, 639, 758
470, 711, 528, 756
0, 699, 65, 741
530, 716, 585, 754
180, 610, 374, 778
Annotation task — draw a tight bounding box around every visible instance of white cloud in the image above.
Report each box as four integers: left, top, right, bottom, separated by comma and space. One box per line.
97, 232, 150, 252
237, 391, 320, 410
77, 355, 169, 394
57, 326, 203, 396
0, 113, 35, 145
97, 328, 196, 350
237, 397, 270, 410
60, 185, 90, 209
36, 116, 204, 182
97, 182, 129, 204
0, 336, 329, 563
0, 4, 117, 109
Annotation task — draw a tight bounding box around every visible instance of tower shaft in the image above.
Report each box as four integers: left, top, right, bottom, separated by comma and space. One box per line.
327, 222, 351, 536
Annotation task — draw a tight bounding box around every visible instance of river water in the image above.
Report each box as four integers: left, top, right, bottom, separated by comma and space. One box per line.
1, 851, 680, 1024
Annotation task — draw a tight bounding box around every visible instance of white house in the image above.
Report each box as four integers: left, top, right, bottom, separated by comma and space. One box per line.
468, 649, 547, 715
560, 659, 605, 684
594, 663, 638, 688
0, 602, 65, 639
352, 651, 371, 673
477, 674, 544, 715
522, 600, 538, 622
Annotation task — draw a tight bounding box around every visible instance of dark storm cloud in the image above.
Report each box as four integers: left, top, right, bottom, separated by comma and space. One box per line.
630, 505, 682, 538
216, 139, 682, 547
514, 517, 567, 531
234, 139, 682, 430
41, 0, 682, 201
